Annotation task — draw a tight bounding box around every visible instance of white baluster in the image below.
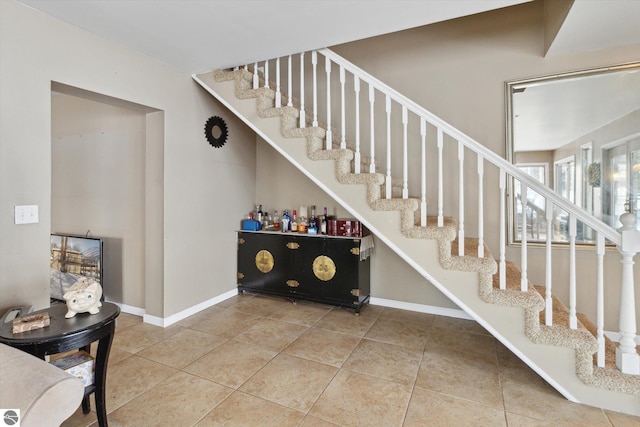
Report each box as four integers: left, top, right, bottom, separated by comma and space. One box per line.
287, 55, 293, 107
369, 84, 376, 174
402, 106, 408, 199
420, 118, 427, 227
569, 215, 577, 329
299, 53, 305, 128
596, 233, 605, 367
499, 169, 506, 289
520, 182, 528, 292
354, 76, 361, 174
264, 60, 269, 89
325, 56, 332, 150
458, 140, 465, 256
312, 51, 318, 127
616, 212, 640, 375
477, 154, 484, 258
437, 128, 444, 227
243, 64, 248, 71
253, 62, 259, 89
545, 202, 553, 326
340, 66, 346, 149
275, 57, 282, 108
385, 95, 392, 199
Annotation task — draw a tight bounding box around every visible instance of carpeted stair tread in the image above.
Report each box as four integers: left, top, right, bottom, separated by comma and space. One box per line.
492, 261, 531, 291
576, 313, 618, 369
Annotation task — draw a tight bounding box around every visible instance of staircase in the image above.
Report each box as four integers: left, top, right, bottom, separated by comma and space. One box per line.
194, 49, 640, 416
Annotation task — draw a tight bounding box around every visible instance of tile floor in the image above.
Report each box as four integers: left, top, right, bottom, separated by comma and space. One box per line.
62, 293, 640, 427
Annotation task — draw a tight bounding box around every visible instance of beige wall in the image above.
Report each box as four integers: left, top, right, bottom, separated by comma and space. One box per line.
51, 91, 148, 307
255, 141, 458, 309
0, 0, 256, 317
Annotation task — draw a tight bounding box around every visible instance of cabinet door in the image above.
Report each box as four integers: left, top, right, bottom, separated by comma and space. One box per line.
237, 232, 289, 294
323, 238, 364, 306
286, 235, 326, 298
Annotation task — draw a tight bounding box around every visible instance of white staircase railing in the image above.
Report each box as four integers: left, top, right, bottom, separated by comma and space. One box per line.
231, 48, 640, 375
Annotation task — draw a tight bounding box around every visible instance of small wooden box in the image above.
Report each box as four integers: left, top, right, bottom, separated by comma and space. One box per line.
12, 313, 50, 334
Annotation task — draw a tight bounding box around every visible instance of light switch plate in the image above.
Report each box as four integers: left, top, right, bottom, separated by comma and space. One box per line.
15, 205, 39, 224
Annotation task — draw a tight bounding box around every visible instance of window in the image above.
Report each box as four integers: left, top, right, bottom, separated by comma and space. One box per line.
514, 163, 547, 242
603, 139, 640, 229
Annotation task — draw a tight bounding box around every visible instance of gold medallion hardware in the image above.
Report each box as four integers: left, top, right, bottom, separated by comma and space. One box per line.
286, 242, 300, 250
350, 247, 360, 256
237, 272, 244, 279
313, 255, 336, 281
255, 250, 274, 273
350, 289, 360, 297
238, 238, 245, 245
286, 280, 300, 287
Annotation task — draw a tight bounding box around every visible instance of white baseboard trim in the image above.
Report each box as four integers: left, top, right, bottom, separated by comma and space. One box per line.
369, 297, 472, 320
143, 288, 238, 327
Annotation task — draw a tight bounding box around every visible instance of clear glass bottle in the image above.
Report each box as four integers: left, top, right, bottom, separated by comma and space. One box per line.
272, 210, 280, 230
291, 210, 298, 232
298, 216, 307, 233
281, 209, 290, 232
320, 206, 328, 235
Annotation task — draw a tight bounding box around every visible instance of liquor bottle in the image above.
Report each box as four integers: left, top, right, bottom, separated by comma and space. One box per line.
308, 205, 318, 235
291, 210, 298, 232
281, 209, 290, 232
320, 206, 328, 235
257, 204, 263, 223
298, 216, 307, 233
272, 210, 280, 230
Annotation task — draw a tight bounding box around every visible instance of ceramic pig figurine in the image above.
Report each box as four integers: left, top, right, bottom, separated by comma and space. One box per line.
63, 278, 103, 318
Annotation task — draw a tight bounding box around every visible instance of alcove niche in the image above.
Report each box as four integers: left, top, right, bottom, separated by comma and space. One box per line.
51, 82, 164, 315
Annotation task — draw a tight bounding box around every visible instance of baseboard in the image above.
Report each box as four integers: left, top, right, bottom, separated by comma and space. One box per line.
142, 288, 238, 327
369, 297, 472, 320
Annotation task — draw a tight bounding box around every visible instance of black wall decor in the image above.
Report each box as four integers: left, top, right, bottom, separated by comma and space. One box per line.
204, 116, 228, 148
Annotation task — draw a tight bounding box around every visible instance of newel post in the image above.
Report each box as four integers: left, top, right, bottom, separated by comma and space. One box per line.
616, 212, 640, 375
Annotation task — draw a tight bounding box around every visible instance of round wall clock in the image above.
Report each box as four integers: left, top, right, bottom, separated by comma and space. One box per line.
204, 116, 228, 148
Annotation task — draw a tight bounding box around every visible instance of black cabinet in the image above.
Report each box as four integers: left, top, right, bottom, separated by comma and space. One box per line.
237, 231, 370, 313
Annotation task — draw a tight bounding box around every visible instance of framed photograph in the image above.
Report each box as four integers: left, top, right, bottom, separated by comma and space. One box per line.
50, 234, 103, 301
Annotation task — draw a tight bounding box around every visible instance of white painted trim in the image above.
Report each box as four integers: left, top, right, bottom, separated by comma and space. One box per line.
106, 289, 239, 328
604, 330, 640, 346
369, 297, 472, 320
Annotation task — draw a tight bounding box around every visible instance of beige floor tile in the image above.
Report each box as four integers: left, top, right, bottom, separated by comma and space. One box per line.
364, 316, 431, 350
137, 328, 227, 368
107, 371, 232, 426
500, 365, 611, 425
426, 326, 498, 364
309, 369, 412, 427
195, 391, 304, 427
105, 346, 134, 366
313, 306, 379, 337
379, 307, 435, 325
175, 305, 226, 328
112, 322, 183, 354
404, 387, 507, 427
432, 315, 491, 336
234, 318, 308, 351
299, 415, 342, 426
105, 355, 178, 412
115, 313, 142, 331
240, 353, 338, 411
189, 310, 262, 338
605, 409, 640, 426
268, 300, 333, 326
284, 327, 361, 367
214, 293, 252, 308
183, 339, 276, 389
416, 346, 503, 409
230, 294, 291, 316
505, 412, 555, 426
343, 338, 422, 386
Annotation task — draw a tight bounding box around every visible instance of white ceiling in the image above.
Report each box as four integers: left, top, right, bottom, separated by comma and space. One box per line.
18, 0, 530, 73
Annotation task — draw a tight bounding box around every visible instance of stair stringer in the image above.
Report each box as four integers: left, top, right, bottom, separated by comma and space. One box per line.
193, 70, 640, 416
